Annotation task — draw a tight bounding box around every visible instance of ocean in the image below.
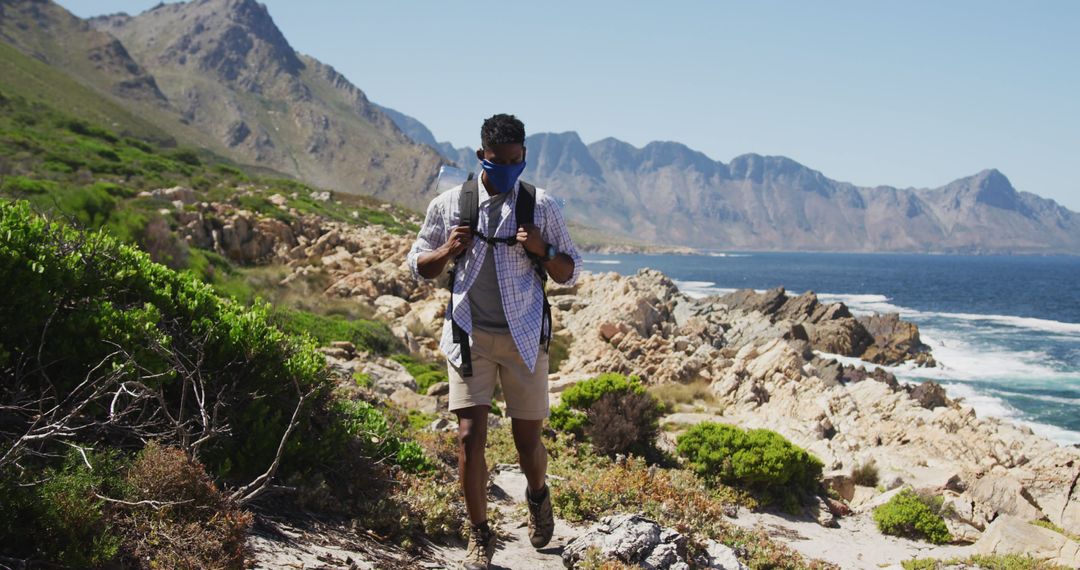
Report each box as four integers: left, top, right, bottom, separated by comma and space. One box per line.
580, 252, 1080, 446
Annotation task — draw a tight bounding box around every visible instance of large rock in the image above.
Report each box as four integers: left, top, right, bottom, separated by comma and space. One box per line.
858, 312, 933, 366
966, 471, 1045, 524
806, 318, 874, 356
362, 358, 416, 396
909, 381, 949, 410
562, 514, 747, 569
973, 515, 1080, 567
717, 287, 787, 316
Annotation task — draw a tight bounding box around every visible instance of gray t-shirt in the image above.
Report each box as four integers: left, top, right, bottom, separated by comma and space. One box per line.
470, 192, 510, 332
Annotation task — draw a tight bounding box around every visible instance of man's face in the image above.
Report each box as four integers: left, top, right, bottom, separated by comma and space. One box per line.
477, 143, 526, 165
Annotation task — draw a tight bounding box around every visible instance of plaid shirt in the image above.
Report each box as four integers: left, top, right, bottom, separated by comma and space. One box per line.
407, 178, 582, 372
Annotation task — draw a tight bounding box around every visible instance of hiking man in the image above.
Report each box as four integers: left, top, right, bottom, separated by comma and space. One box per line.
408, 114, 582, 569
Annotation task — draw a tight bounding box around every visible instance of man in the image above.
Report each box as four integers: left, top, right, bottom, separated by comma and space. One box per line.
407, 114, 581, 569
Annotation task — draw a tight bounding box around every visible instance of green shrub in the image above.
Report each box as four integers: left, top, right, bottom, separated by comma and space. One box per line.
0, 448, 127, 567
873, 489, 952, 544
551, 372, 646, 435
332, 399, 435, 474
1, 175, 56, 195
275, 308, 401, 354
549, 373, 662, 459
0, 200, 330, 483
902, 554, 1070, 570
676, 422, 823, 509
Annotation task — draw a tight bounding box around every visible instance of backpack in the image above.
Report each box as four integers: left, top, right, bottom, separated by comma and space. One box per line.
448, 174, 552, 377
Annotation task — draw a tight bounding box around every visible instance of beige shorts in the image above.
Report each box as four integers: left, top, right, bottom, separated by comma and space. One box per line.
448, 328, 549, 420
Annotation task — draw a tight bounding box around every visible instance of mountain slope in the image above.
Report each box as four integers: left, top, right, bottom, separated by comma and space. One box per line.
86, 0, 444, 208
2, 0, 446, 208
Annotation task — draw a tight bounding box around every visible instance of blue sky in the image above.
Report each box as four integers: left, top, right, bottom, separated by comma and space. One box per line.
65, 1, 1080, 209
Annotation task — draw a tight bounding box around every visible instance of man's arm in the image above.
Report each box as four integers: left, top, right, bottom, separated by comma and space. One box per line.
416, 225, 473, 278
515, 192, 582, 286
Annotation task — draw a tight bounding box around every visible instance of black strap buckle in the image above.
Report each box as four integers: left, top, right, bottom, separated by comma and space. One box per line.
474, 230, 518, 246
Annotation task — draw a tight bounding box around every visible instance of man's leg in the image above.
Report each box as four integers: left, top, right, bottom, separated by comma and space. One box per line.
511, 418, 547, 493
456, 405, 490, 525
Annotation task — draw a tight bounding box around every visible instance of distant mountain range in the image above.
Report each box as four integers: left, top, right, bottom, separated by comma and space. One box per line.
382, 108, 1080, 253
2, 0, 1078, 253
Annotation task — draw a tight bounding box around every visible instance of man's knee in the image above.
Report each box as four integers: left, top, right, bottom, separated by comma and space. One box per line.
511, 419, 544, 456
456, 406, 489, 454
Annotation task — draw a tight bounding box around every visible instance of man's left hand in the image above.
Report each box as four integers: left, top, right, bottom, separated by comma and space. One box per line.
516, 224, 546, 257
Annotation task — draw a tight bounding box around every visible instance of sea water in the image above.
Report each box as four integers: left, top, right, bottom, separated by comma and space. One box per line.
580, 252, 1080, 446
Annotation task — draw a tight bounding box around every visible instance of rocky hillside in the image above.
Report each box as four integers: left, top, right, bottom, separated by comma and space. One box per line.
387, 113, 1080, 254
0, 0, 445, 207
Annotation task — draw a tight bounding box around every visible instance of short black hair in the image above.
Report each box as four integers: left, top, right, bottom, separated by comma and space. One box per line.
481, 114, 525, 149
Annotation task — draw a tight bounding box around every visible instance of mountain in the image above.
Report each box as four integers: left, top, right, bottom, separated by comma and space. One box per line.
1, 0, 445, 208
378, 107, 1079, 253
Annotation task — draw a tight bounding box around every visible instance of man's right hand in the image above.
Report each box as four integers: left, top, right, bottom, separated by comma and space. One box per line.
442, 225, 474, 258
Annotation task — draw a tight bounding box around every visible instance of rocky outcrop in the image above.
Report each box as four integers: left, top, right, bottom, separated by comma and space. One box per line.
858, 313, 935, 366
973, 515, 1080, 567
562, 514, 747, 570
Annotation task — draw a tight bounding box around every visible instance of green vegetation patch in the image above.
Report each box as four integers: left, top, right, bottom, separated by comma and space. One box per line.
676, 422, 824, 510
391, 353, 448, 393
275, 308, 401, 355
872, 489, 952, 544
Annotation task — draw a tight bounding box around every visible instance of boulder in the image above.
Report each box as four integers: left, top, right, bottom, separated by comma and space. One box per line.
374, 294, 410, 319
390, 388, 438, 414
425, 382, 450, 396
806, 318, 874, 356
823, 470, 856, 502
909, 381, 949, 409
973, 515, 1080, 567
717, 287, 787, 316
966, 471, 1044, 524
363, 359, 416, 396
858, 312, 932, 366
563, 514, 705, 570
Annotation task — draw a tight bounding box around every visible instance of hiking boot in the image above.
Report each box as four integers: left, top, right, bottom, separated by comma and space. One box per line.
526, 484, 554, 548
462, 522, 496, 570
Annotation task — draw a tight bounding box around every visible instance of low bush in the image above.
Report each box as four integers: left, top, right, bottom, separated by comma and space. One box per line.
872, 489, 952, 544
331, 399, 435, 475
852, 459, 879, 487
676, 422, 823, 509
902, 554, 1071, 570
550, 373, 662, 459
274, 308, 401, 354
113, 442, 252, 569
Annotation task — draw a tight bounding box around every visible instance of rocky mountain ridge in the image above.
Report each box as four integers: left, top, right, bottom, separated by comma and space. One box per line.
388, 113, 1080, 254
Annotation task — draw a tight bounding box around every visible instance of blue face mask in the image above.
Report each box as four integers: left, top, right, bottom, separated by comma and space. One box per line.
480, 159, 527, 194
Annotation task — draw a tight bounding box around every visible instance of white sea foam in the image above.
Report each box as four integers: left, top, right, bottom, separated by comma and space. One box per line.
941, 383, 1080, 446
583, 259, 622, 265
815, 292, 1080, 337
986, 389, 1080, 406
814, 350, 1080, 446
816, 293, 912, 316
706, 252, 752, 258
672, 280, 726, 299
930, 312, 1080, 336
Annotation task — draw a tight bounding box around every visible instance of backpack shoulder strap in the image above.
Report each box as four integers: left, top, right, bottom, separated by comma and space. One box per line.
459, 174, 479, 233
516, 180, 536, 227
